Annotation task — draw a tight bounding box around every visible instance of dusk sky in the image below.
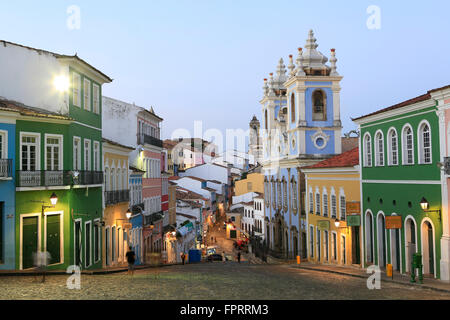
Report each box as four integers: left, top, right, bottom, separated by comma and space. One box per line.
1, 0, 449, 149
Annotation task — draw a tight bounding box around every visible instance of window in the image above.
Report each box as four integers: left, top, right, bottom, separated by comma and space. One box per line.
363, 134, 372, 167
277, 180, 282, 209
402, 125, 414, 165
111, 226, 116, 263
388, 128, 398, 166
323, 192, 328, 217
247, 182, 252, 191
272, 179, 276, 210
84, 139, 91, 171
93, 84, 100, 114
73, 137, 81, 170
72, 72, 81, 107
45, 136, 62, 171
85, 221, 92, 268
375, 131, 384, 166
340, 195, 346, 221
332, 232, 337, 260
419, 122, 432, 164
309, 226, 314, 258
0, 131, 6, 159
315, 192, 320, 215
309, 190, 313, 213
93, 142, 100, 171
291, 93, 296, 123
282, 179, 287, 210
21, 133, 40, 171
291, 178, 298, 211
312, 90, 326, 121
331, 193, 337, 218
84, 79, 91, 111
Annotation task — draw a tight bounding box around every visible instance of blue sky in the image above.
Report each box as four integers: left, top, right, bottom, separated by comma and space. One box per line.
1, 0, 449, 147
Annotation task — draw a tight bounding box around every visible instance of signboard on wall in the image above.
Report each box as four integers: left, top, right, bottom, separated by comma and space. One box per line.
318, 220, 330, 231
386, 216, 402, 229
347, 215, 361, 227
346, 202, 361, 214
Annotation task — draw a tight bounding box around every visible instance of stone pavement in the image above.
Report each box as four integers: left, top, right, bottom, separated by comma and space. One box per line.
291, 262, 450, 294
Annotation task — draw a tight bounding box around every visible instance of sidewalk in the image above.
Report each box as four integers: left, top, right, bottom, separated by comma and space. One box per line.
290, 263, 450, 294
0, 262, 180, 277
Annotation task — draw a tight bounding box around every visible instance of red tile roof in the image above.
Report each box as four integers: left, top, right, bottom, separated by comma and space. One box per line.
303, 147, 359, 169
168, 176, 181, 181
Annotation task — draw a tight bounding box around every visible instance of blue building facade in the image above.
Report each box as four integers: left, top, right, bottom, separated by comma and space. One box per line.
0, 119, 16, 270
260, 30, 343, 259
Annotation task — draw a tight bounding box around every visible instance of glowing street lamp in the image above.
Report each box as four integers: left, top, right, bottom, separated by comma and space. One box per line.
126, 208, 132, 220
420, 197, 429, 211
50, 192, 58, 206
334, 219, 340, 228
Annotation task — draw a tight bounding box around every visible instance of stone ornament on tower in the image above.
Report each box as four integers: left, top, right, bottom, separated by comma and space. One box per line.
296, 48, 306, 76
288, 55, 296, 78
263, 78, 269, 96
268, 73, 275, 97
330, 48, 339, 76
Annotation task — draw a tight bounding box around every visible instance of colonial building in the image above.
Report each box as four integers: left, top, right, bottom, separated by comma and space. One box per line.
102, 138, 133, 268
353, 88, 444, 279
302, 147, 362, 267
261, 30, 343, 259
249, 116, 263, 165
0, 41, 111, 270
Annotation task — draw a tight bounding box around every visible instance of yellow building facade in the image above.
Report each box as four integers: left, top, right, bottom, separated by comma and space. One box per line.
102, 139, 133, 268
234, 173, 264, 196
303, 148, 362, 267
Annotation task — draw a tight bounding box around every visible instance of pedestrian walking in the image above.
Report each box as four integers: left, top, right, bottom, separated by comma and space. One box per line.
33, 250, 51, 283
126, 246, 136, 276
237, 251, 241, 264
181, 252, 186, 265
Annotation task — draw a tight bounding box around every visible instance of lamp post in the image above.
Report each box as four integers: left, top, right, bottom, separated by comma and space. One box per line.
420, 197, 441, 221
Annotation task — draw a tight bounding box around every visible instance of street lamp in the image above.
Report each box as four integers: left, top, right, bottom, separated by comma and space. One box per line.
334, 219, 340, 228
50, 192, 58, 206
419, 197, 441, 221
126, 209, 132, 220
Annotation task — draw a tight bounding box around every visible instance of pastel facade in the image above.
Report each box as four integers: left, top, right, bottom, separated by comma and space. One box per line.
354, 89, 444, 279
234, 173, 264, 196
261, 30, 342, 259
303, 148, 362, 266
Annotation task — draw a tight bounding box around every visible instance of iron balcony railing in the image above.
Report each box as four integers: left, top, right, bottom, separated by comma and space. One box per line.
138, 134, 163, 148
105, 189, 130, 206
0, 159, 13, 178
144, 210, 164, 226
16, 170, 104, 187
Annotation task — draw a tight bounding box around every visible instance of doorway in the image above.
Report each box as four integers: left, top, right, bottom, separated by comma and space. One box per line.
22, 216, 39, 269
351, 226, 361, 265
365, 212, 374, 264
390, 228, 401, 272
341, 235, 346, 265
46, 214, 61, 265
405, 218, 417, 273
377, 214, 386, 268
74, 220, 82, 267
421, 220, 435, 276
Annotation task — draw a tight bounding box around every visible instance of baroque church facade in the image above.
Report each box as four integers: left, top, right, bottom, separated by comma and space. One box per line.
260, 30, 343, 258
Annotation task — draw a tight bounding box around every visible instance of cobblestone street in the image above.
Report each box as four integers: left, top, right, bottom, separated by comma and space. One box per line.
0, 263, 449, 300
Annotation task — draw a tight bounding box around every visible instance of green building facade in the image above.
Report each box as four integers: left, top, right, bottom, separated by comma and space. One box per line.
354, 93, 443, 279
14, 59, 111, 270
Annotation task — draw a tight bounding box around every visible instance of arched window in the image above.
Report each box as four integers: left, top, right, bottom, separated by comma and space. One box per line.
309, 188, 313, 213
312, 90, 326, 121
387, 128, 398, 166
322, 188, 328, 217
291, 93, 296, 123
418, 122, 432, 164
264, 178, 270, 208
277, 179, 282, 209
272, 178, 276, 210
375, 131, 384, 167
105, 167, 110, 191
265, 110, 268, 130
291, 177, 298, 212
402, 125, 414, 165
315, 188, 321, 215
111, 168, 115, 191
363, 133, 372, 167
282, 178, 288, 211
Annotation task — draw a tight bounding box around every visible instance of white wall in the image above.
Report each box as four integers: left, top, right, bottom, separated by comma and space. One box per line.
232, 192, 258, 205
179, 163, 228, 184
173, 177, 211, 199
0, 42, 68, 114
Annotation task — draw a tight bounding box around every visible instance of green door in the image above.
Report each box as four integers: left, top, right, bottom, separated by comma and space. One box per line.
74, 221, 82, 267
428, 227, 434, 275
352, 226, 361, 264
47, 215, 60, 265
23, 216, 38, 269
230, 230, 236, 239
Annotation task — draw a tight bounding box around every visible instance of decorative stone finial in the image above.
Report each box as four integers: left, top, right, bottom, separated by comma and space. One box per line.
330, 48, 339, 76
288, 55, 296, 78
263, 78, 269, 96
295, 48, 306, 76
268, 73, 275, 97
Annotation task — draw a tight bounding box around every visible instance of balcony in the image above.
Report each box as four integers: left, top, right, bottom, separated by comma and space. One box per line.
16, 170, 103, 187
0, 159, 12, 179
138, 134, 163, 148
144, 210, 164, 226
105, 189, 130, 206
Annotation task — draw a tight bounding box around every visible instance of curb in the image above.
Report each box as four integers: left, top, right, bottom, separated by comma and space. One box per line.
0, 263, 182, 277
292, 265, 450, 294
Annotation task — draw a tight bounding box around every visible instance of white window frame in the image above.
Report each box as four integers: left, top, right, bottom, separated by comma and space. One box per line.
363, 133, 372, 167
387, 127, 399, 166
93, 83, 100, 114
20, 132, 41, 171
309, 187, 313, 213
331, 231, 338, 261
72, 72, 81, 107
339, 188, 346, 221
402, 124, 415, 165
0, 130, 8, 159
84, 78, 91, 111
374, 130, 384, 167
315, 188, 321, 215
331, 187, 337, 219
73, 136, 81, 171
93, 218, 101, 263
322, 188, 328, 217
44, 134, 63, 171
418, 120, 432, 165
93, 141, 100, 171
84, 139, 91, 171
43, 211, 64, 266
